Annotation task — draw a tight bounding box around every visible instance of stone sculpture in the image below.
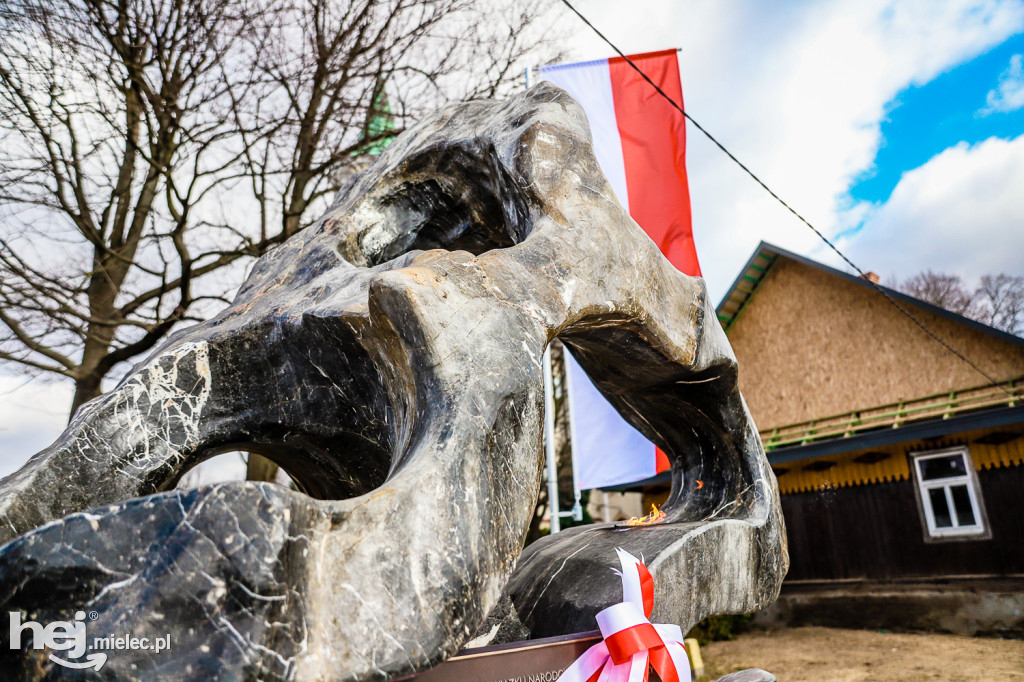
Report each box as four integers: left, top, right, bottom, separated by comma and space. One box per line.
0, 82, 787, 680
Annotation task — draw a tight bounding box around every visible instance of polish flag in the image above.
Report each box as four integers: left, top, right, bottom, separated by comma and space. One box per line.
538, 49, 699, 490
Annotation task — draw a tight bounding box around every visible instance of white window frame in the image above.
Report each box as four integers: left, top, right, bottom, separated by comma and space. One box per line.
910, 446, 989, 541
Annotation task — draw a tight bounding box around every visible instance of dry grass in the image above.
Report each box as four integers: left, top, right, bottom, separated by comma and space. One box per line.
698, 626, 1024, 681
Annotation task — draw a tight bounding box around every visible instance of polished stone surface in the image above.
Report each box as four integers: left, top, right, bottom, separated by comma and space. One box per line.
0, 82, 786, 680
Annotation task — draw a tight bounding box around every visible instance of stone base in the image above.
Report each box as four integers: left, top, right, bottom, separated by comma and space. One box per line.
391, 631, 601, 681
391, 630, 775, 682
752, 577, 1024, 636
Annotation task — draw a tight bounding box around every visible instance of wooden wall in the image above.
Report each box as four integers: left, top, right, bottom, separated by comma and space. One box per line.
726, 258, 1024, 430
782, 464, 1024, 581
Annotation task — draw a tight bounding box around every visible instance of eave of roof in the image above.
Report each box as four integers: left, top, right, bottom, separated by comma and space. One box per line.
767, 403, 1024, 464
715, 241, 1024, 348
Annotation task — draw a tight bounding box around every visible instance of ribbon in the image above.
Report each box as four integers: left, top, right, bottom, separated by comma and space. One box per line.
557, 549, 690, 682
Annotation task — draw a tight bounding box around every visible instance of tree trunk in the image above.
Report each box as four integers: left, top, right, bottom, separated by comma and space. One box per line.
70, 373, 104, 421
246, 454, 280, 483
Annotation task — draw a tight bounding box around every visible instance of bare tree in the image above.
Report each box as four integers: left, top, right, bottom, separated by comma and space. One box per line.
897, 270, 977, 317
974, 274, 1024, 336
0, 0, 565, 417
895, 269, 1024, 336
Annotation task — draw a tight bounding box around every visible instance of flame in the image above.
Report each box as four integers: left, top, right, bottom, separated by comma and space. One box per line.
624, 504, 667, 527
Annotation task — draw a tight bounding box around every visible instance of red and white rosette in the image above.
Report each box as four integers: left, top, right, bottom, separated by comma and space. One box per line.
557, 548, 690, 682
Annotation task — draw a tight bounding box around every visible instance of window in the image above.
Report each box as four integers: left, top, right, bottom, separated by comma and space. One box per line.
910, 447, 988, 540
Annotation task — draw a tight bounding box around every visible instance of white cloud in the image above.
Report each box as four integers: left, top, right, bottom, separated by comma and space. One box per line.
836, 135, 1024, 279
0, 376, 71, 478
556, 0, 1024, 300
981, 53, 1024, 113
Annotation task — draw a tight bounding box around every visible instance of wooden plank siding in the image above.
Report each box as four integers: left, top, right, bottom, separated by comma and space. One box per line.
715, 245, 1024, 584
782, 463, 1024, 581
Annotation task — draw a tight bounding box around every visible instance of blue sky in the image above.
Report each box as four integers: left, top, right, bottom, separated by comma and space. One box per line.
850, 32, 1024, 205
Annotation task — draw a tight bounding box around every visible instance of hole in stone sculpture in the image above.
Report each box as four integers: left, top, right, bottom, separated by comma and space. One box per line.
175, 451, 297, 491
161, 315, 406, 503
559, 320, 754, 524
172, 431, 393, 502
362, 140, 532, 265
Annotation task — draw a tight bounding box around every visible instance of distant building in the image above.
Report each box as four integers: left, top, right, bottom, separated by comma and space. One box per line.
716, 242, 1024, 634
334, 81, 396, 186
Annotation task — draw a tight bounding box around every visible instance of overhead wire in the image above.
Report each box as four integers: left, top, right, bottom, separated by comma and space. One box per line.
556, 0, 1016, 398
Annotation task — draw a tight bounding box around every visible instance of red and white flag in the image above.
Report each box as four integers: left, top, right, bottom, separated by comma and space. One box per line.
539, 49, 699, 490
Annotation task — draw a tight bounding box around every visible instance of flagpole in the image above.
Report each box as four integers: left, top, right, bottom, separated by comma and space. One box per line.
542, 345, 561, 534
563, 353, 584, 523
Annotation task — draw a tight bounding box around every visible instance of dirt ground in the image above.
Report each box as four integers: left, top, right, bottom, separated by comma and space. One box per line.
698, 626, 1024, 681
